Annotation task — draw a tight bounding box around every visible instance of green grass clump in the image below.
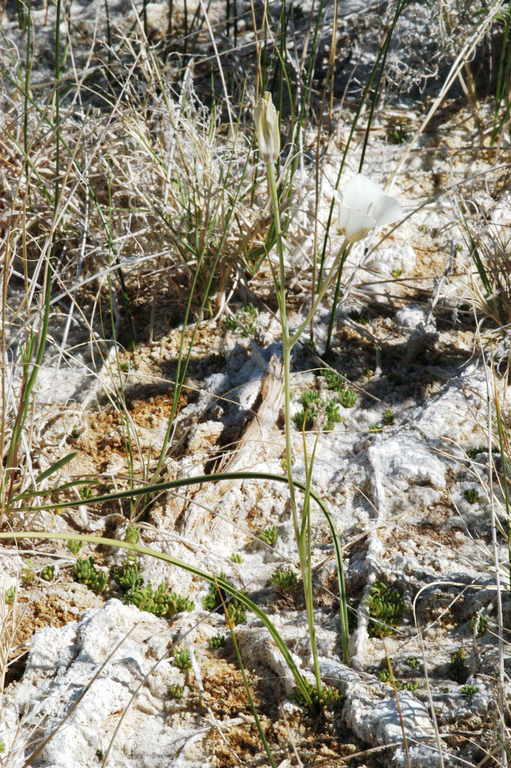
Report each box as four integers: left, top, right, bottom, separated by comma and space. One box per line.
301, 390, 321, 410
123, 582, 194, 618
67, 539, 82, 556
463, 488, 480, 504
4, 586, 16, 604
324, 400, 342, 430
367, 579, 405, 638
382, 409, 395, 426
209, 634, 226, 650
293, 407, 314, 431
321, 370, 358, 409
203, 574, 247, 626
173, 648, 192, 671
337, 388, 358, 409
293, 679, 344, 716
293, 390, 320, 431
111, 561, 144, 592
73, 557, 108, 594
168, 684, 185, 700
224, 304, 258, 337
108, 560, 195, 617
460, 684, 479, 702
322, 370, 345, 390
270, 567, 299, 593
124, 524, 140, 546
260, 525, 279, 547
40, 565, 55, 581
293, 390, 342, 432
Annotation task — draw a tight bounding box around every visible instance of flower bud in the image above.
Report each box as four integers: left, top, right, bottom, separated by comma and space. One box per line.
254, 91, 280, 164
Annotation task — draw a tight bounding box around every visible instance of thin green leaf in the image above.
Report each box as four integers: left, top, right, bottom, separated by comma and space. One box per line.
35, 452, 78, 485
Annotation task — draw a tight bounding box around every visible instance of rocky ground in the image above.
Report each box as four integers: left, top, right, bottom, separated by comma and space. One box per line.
1, 0, 511, 766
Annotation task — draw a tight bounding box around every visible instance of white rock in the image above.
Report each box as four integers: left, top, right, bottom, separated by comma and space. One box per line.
319, 660, 447, 767
187, 420, 223, 454
235, 624, 310, 696
2, 600, 209, 768
368, 435, 446, 496
364, 244, 417, 277
392, 743, 448, 768
430, 675, 493, 724
350, 690, 434, 744
35, 365, 94, 404
490, 192, 511, 230
395, 305, 428, 329
414, 363, 487, 443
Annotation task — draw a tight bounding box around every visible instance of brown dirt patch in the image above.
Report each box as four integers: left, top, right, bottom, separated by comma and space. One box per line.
2, 581, 102, 689
202, 656, 258, 719
71, 389, 186, 470
391, 516, 465, 550
202, 656, 266, 766
201, 656, 362, 767
12, 583, 101, 649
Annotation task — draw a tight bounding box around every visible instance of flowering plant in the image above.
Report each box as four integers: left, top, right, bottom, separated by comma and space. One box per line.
337, 173, 402, 242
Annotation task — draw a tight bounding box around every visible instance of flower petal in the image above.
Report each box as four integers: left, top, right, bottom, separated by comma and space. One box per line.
338, 205, 376, 242
341, 173, 383, 211
370, 193, 403, 228
337, 173, 402, 242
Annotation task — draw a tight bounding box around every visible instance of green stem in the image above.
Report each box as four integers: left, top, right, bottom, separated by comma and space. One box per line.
290, 240, 352, 348
5, 249, 53, 486
261, 171, 352, 662
54, 0, 62, 212
22, 0, 33, 189
315, 0, 407, 293
266, 158, 322, 690
300, 432, 321, 686
266, 160, 299, 541
358, 0, 409, 174
324, 242, 351, 355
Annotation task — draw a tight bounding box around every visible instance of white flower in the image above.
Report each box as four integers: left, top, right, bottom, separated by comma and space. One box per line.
254, 91, 280, 164
337, 173, 402, 243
